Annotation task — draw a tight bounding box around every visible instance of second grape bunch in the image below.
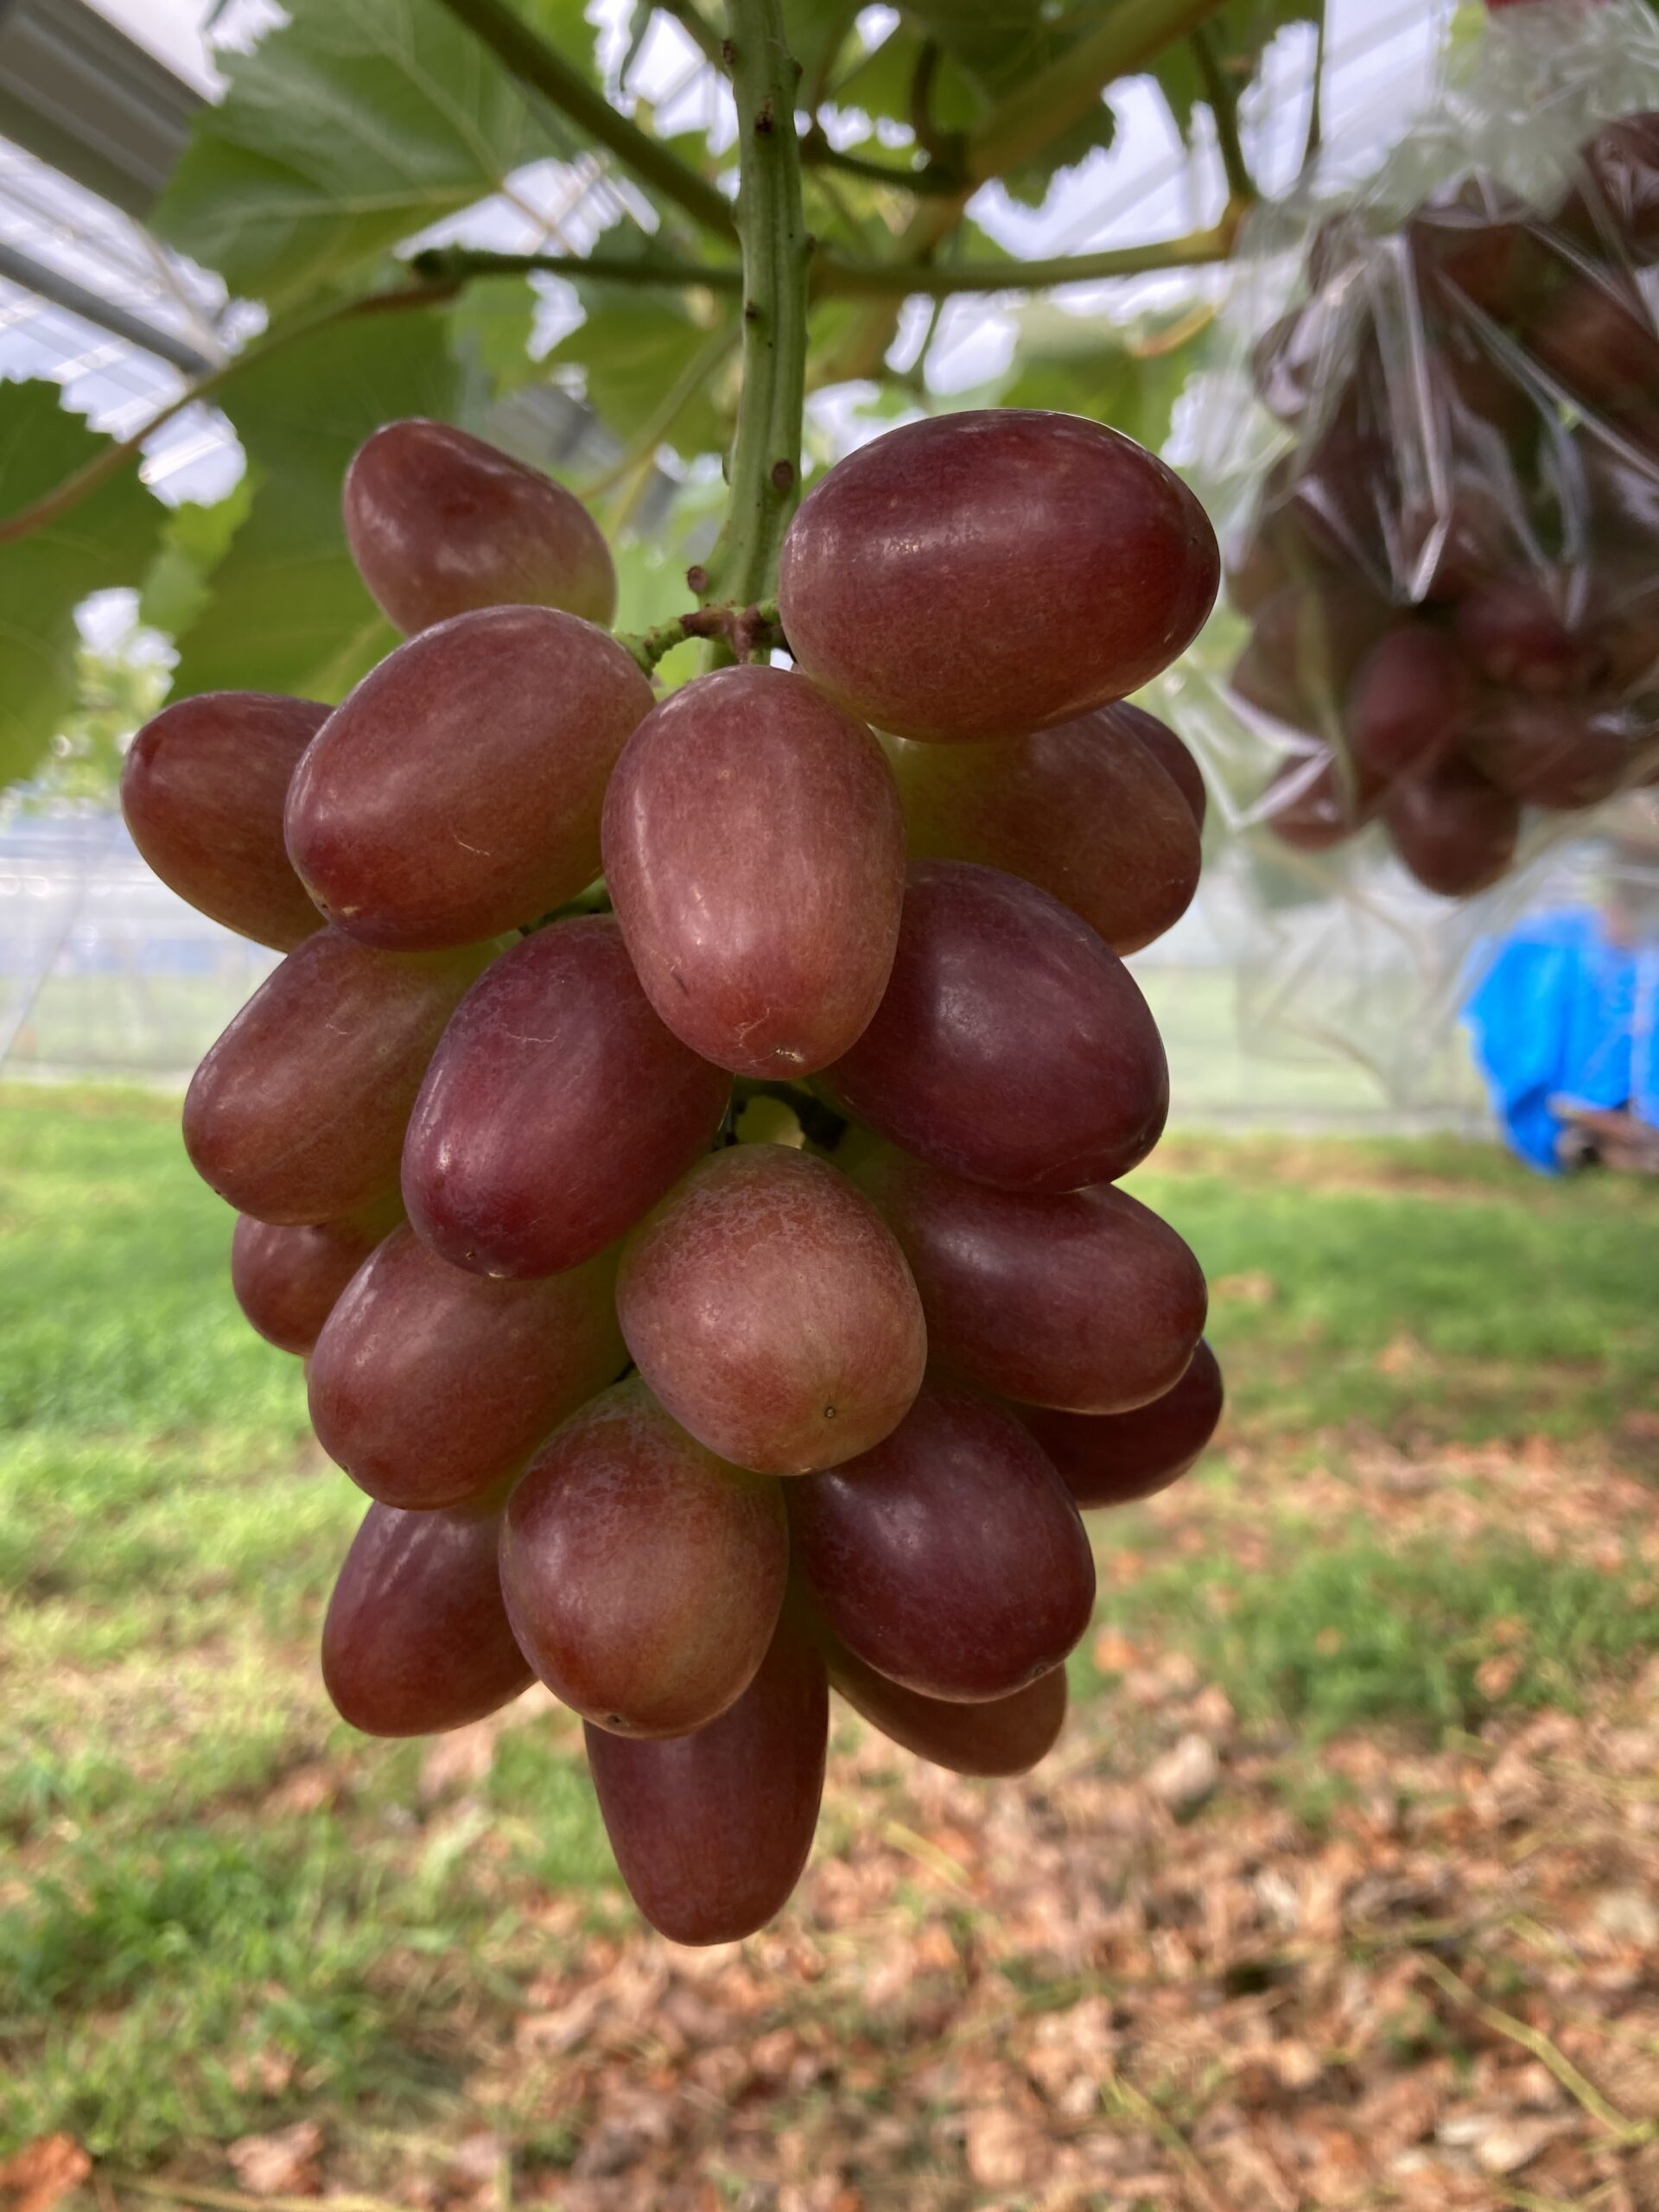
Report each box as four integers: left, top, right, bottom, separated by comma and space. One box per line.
123, 405, 1227, 1944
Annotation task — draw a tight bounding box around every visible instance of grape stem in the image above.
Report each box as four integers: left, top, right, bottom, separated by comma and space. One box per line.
618, 600, 787, 675
734, 1079, 849, 1153
696, 0, 810, 614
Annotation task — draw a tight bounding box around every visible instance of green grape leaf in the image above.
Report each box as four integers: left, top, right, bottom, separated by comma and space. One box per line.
138, 477, 254, 639
546, 296, 732, 459
1001, 306, 1202, 454
891, 2, 1119, 198
1153, 0, 1316, 137
167, 305, 461, 703
0, 381, 167, 791
449, 275, 542, 398
152, 0, 575, 309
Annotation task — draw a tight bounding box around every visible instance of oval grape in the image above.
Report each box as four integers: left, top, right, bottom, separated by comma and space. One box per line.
789, 1382, 1095, 1701
404, 917, 731, 1278
849, 1141, 1207, 1414
121, 691, 327, 949
889, 704, 1202, 957
500, 1379, 787, 1738
230, 1196, 401, 1357
1385, 761, 1521, 896
823, 860, 1168, 1193
321, 1499, 531, 1737
184, 927, 493, 1225
308, 1226, 625, 1510
779, 410, 1219, 743
603, 664, 905, 1075
826, 1635, 1068, 1777
1017, 1338, 1224, 1510
285, 606, 653, 950
343, 418, 616, 633
617, 1144, 926, 1475
585, 1611, 827, 1945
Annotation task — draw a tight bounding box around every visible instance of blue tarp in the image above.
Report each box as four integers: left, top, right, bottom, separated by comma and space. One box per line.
1463, 908, 1659, 1173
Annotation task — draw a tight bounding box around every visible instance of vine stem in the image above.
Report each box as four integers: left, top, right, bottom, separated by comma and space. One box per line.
431, 0, 736, 240
697, 0, 810, 620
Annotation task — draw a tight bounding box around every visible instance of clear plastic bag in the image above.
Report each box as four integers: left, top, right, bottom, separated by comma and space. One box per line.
1160, 0, 1659, 1102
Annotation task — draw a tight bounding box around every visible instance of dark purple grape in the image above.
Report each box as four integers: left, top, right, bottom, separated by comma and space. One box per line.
616, 1145, 925, 1475
603, 665, 905, 1076
1530, 271, 1659, 414
121, 692, 327, 949
321, 1499, 531, 1737
888, 702, 1203, 955
822, 861, 1167, 1194
778, 410, 1219, 743
585, 1611, 827, 1944
184, 928, 495, 1225
849, 1141, 1207, 1414
343, 418, 616, 634
500, 1380, 787, 1738
1407, 175, 1550, 322
788, 1382, 1094, 1702
1385, 760, 1521, 895
1454, 575, 1592, 695
1345, 624, 1474, 781
308, 1227, 625, 1510
1122, 705, 1207, 830
284, 607, 653, 950
230, 1195, 402, 1357
403, 918, 731, 1279
1017, 1338, 1224, 1510
1466, 696, 1634, 808
1561, 111, 1659, 262
826, 1636, 1067, 1777
1261, 749, 1376, 852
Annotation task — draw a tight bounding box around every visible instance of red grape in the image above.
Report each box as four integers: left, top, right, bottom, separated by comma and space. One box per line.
1406, 175, 1549, 322
787, 1382, 1094, 1702
308, 1226, 625, 1510
184, 927, 494, 1225
616, 1144, 926, 1474
602, 665, 905, 1076
585, 1610, 827, 1944
887, 702, 1203, 955
825, 1635, 1067, 1777
1563, 111, 1659, 261
822, 861, 1168, 1193
778, 410, 1219, 743
343, 419, 616, 634
1529, 271, 1659, 414
1466, 695, 1634, 808
120, 692, 327, 950
1237, 578, 1393, 733
1122, 704, 1207, 830
1385, 760, 1521, 896
229, 1195, 402, 1357
1345, 623, 1474, 780
1261, 750, 1368, 851
321, 1498, 531, 1737
1017, 1338, 1224, 1510
403, 918, 731, 1279
1454, 575, 1592, 694
284, 607, 653, 950
849, 1141, 1207, 1414
499, 1379, 787, 1738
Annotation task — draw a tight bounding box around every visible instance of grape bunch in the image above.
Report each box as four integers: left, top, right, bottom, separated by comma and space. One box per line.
122, 406, 1224, 1945
1231, 111, 1659, 895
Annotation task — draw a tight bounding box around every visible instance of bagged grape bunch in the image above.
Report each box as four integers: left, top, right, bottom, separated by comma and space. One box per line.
1164, 0, 1659, 1085
123, 404, 1224, 1946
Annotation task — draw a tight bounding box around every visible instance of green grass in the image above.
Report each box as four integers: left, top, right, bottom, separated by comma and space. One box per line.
2, 1084, 1656, 2165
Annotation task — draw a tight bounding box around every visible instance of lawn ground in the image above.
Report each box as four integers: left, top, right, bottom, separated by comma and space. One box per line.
1, 1085, 1656, 2211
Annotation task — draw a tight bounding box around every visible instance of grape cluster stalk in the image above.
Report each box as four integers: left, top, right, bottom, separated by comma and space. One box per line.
123, 404, 1226, 1945
1231, 111, 1659, 894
